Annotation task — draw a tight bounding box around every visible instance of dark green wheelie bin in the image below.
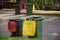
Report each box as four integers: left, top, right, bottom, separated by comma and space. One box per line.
16, 19, 24, 37
26, 3, 33, 15
9, 19, 24, 37
15, 4, 20, 15
27, 17, 43, 39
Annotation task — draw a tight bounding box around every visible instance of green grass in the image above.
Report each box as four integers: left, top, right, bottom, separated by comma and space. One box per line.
0, 8, 14, 12
0, 36, 42, 40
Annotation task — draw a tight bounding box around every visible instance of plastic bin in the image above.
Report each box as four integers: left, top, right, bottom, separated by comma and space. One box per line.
23, 19, 36, 36
8, 15, 26, 37
15, 4, 21, 15
8, 19, 24, 37
16, 19, 24, 37
8, 19, 18, 37
26, 3, 33, 15
8, 20, 17, 32
23, 17, 43, 39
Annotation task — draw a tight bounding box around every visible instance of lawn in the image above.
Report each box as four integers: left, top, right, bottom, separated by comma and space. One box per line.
0, 36, 43, 40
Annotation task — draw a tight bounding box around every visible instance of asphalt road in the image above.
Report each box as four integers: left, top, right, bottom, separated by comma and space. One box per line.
42, 15, 60, 40
0, 12, 60, 40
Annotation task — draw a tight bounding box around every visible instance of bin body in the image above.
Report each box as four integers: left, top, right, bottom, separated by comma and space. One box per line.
8, 20, 18, 37
36, 20, 42, 39
27, 17, 43, 39
9, 19, 23, 37
23, 19, 36, 36
15, 4, 20, 15
8, 20, 17, 32
11, 32, 19, 37
16, 19, 23, 37
26, 3, 33, 15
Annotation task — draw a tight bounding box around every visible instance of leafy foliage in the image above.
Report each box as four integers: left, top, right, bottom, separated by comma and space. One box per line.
0, 36, 40, 40
28, 0, 55, 9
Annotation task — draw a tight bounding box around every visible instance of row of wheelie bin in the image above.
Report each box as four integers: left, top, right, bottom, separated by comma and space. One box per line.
8, 16, 43, 39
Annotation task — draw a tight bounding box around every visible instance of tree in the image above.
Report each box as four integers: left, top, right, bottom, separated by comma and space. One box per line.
28, 0, 55, 9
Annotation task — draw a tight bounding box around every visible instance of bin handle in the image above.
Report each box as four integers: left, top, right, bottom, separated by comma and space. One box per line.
25, 18, 36, 21
36, 18, 44, 20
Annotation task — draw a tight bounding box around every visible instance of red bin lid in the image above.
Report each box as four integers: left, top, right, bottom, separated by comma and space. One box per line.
20, 5, 23, 11
8, 20, 17, 32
